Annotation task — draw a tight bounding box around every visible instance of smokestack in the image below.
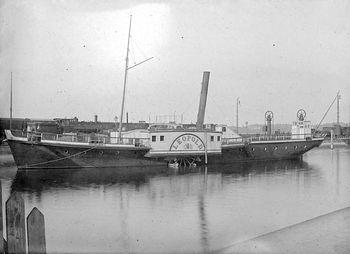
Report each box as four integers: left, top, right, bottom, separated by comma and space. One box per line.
94, 115, 98, 123
196, 71, 210, 130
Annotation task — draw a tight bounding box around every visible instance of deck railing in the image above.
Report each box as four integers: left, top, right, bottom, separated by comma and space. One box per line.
9, 129, 27, 137
9, 129, 322, 147
10, 130, 150, 147
222, 133, 315, 145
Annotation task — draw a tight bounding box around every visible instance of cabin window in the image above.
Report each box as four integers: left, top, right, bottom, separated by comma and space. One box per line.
217, 136, 221, 141
210, 136, 214, 142
152, 135, 156, 142
222, 127, 226, 132
160, 136, 164, 141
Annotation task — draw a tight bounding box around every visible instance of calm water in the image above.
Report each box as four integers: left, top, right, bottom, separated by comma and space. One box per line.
1, 145, 350, 253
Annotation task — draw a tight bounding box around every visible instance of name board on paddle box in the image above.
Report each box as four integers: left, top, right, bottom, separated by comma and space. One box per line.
170, 134, 205, 151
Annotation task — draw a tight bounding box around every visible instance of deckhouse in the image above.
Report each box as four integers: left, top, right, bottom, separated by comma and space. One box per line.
145, 124, 222, 158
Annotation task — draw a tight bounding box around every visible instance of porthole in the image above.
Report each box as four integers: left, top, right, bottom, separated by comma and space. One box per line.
304, 145, 307, 149
285, 146, 288, 150
64, 150, 69, 154
99, 151, 104, 156
294, 146, 298, 150
264, 147, 267, 151
251, 148, 255, 151
274, 146, 278, 150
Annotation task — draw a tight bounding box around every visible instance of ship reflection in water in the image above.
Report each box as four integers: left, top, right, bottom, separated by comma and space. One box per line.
3, 147, 350, 253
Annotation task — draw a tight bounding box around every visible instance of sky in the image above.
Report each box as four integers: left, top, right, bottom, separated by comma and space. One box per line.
1, 0, 350, 127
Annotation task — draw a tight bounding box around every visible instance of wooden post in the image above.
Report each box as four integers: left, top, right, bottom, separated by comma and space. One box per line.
27, 208, 46, 254
0, 181, 3, 254
6, 192, 26, 254
331, 129, 334, 150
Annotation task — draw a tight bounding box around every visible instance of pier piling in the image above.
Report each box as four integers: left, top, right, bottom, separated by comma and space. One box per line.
331, 129, 334, 150
0, 188, 46, 254
6, 193, 26, 254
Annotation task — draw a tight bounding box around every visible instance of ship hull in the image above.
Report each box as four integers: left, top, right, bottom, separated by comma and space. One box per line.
217, 138, 324, 163
7, 140, 166, 169
6, 137, 323, 169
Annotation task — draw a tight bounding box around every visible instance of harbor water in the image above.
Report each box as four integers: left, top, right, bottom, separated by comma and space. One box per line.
0, 145, 350, 253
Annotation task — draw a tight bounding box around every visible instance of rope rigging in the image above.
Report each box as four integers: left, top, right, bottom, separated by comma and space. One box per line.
25, 145, 99, 168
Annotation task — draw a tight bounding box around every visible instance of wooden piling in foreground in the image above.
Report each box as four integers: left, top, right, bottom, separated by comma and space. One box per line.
27, 207, 46, 254
6, 192, 26, 254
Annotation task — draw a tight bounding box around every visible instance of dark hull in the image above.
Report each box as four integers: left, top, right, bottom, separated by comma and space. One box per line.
6, 138, 323, 169
7, 140, 166, 169
218, 139, 323, 163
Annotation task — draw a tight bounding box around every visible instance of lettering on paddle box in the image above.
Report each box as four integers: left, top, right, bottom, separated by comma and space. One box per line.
170, 134, 205, 151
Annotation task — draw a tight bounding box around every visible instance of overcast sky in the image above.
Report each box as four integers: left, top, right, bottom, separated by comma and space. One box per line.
1, 0, 349, 126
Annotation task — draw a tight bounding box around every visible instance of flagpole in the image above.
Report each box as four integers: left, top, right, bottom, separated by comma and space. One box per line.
236, 97, 239, 134
10, 72, 13, 130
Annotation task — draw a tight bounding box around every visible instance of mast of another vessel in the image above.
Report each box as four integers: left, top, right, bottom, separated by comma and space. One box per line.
118, 15, 132, 143
10, 72, 13, 130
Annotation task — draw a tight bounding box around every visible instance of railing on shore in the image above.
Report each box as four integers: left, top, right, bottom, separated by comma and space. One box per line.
334, 135, 350, 140
11, 130, 150, 147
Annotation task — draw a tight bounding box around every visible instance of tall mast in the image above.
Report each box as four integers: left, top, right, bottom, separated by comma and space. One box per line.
118, 15, 132, 143
10, 72, 13, 130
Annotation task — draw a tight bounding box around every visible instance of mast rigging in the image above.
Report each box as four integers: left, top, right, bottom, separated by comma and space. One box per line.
118, 15, 153, 143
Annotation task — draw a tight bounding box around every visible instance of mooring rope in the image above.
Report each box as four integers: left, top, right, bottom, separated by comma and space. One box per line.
24, 146, 98, 168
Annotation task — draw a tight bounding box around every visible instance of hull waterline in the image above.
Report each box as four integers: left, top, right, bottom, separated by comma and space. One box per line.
6, 139, 166, 169
6, 136, 323, 170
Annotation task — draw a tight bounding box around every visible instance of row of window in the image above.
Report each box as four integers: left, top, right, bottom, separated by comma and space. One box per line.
250, 145, 307, 152
151, 135, 221, 142
296, 124, 310, 128
211, 136, 221, 142
152, 135, 164, 142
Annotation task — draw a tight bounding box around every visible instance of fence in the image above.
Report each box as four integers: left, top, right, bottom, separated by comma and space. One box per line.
0, 182, 46, 254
